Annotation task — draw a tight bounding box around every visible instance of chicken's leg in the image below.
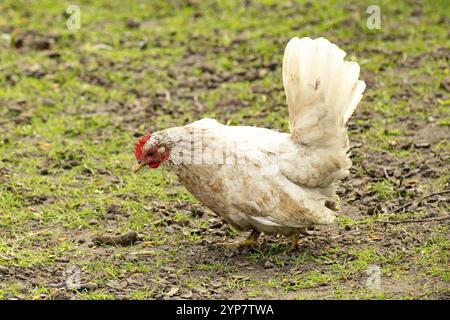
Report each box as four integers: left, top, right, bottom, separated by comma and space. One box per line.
218, 230, 260, 249
288, 233, 299, 252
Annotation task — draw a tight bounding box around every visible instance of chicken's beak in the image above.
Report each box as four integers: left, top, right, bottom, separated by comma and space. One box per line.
133, 161, 146, 172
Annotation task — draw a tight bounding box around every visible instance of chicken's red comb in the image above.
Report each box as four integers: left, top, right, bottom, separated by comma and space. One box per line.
134, 133, 151, 161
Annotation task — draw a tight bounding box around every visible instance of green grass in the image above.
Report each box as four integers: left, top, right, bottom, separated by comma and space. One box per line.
0, 0, 449, 299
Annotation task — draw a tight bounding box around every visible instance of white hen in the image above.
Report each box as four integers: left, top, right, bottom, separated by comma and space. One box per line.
134, 37, 365, 249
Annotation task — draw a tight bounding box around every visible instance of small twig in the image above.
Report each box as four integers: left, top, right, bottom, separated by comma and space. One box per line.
382, 216, 450, 225
399, 227, 420, 242
382, 167, 394, 182
331, 228, 361, 240
390, 190, 450, 213
4, 228, 51, 246
92, 231, 138, 246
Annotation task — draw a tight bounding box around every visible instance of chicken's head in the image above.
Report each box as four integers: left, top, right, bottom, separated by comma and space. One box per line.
133, 133, 169, 172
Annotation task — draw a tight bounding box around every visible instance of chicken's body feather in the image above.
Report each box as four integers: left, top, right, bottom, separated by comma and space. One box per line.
139, 37, 365, 237
156, 119, 337, 235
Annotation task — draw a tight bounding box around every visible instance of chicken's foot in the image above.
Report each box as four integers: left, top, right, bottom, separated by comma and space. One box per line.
218, 230, 260, 249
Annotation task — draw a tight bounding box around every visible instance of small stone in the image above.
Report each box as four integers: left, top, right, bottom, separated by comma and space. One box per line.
53, 293, 70, 300
39, 293, 48, 299
31, 38, 53, 50
264, 260, 274, 268
0, 266, 8, 274
80, 283, 98, 291
195, 287, 208, 295
166, 287, 179, 297
136, 234, 145, 241
137, 40, 147, 50
180, 290, 193, 299
69, 160, 80, 167
17, 283, 28, 294
414, 142, 430, 148
190, 206, 204, 217
175, 219, 190, 227
106, 204, 122, 215
367, 206, 378, 215
224, 251, 235, 258
44, 51, 60, 59
88, 219, 98, 225
125, 18, 140, 29
25, 63, 45, 78
440, 77, 450, 91
55, 257, 69, 263
91, 43, 113, 51
165, 226, 175, 234
81, 168, 93, 176
123, 253, 139, 261
166, 190, 178, 196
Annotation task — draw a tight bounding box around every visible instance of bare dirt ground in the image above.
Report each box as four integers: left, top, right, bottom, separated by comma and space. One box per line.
0, 1, 448, 299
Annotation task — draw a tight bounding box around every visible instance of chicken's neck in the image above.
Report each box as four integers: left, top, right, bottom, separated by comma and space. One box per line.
152, 126, 195, 168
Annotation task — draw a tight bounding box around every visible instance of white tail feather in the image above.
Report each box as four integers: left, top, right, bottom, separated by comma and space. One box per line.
282, 37, 366, 148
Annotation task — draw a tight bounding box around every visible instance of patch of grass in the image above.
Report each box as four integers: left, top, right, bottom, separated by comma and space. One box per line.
370, 180, 397, 201
415, 228, 450, 282
287, 271, 340, 290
